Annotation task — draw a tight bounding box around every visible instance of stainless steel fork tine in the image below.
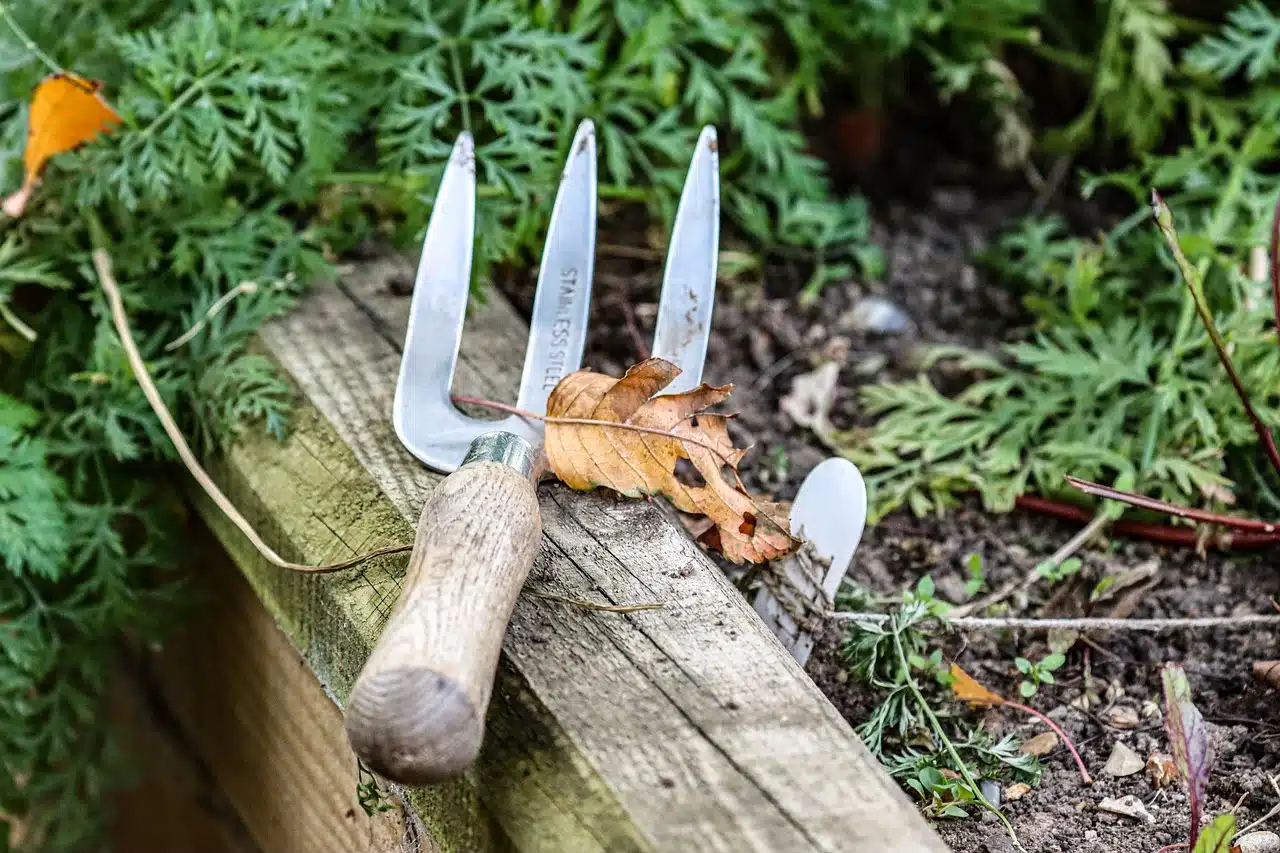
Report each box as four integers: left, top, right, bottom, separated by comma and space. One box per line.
392, 132, 480, 471
650, 126, 720, 395
513, 119, 598, 416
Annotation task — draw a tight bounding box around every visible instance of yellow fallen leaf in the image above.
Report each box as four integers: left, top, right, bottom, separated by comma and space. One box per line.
3, 71, 121, 217
544, 357, 800, 564
948, 663, 1006, 707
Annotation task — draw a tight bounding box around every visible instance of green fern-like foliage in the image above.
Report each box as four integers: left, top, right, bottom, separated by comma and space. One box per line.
848, 8, 1280, 522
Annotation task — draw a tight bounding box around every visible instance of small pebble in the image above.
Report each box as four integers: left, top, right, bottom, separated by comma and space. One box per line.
1019, 731, 1059, 757
1005, 782, 1031, 802
845, 296, 913, 335
1236, 831, 1280, 853
1084, 830, 1098, 841
1104, 705, 1141, 730
1098, 794, 1155, 824
1102, 742, 1144, 777
980, 779, 1001, 808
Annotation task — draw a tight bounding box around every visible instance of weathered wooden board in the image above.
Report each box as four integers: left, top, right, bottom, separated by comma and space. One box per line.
134, 521, 420, 853
193, 250, 948, 853
109, 654, 259, 853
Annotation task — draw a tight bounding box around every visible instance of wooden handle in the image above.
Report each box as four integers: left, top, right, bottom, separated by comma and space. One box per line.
343, 457, 541, 785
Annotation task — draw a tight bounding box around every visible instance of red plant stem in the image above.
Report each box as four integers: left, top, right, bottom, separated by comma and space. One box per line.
1003, 699, 1093, 785
1013, 494, 1280, 549
1153, 845, 1187, 853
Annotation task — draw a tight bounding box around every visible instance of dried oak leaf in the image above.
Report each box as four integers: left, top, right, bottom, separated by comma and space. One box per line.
544, 357, 800, 564
3, 71, 121, 217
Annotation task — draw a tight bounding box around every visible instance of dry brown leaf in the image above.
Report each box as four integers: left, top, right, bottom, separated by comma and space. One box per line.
1146, 752, 1178, 788
948, 663, 1006, 707
1254, 660, 1280, 691
544, 357, 801, 564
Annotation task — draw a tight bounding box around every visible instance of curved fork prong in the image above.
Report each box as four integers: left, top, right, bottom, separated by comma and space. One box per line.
515, 119, 598, 416
392, 132, 480, 470
651, 125, 720, 396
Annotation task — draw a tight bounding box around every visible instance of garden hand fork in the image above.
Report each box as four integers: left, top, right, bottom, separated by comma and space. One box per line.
344, 119, 721, 785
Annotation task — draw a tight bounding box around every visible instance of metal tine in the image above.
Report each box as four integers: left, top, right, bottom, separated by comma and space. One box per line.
650, 125, 720, 396
511, 119, 598, 418
392, 131, 480, 470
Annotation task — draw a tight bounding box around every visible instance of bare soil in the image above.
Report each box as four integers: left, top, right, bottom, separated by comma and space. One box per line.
495, 177, 1280, 851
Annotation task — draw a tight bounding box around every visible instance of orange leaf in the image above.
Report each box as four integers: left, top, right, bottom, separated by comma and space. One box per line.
544, 357, 801, 564
949, 663, 1006, 707
3, 72, 121, 217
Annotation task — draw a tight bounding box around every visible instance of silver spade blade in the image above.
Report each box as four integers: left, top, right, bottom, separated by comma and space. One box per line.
650, 126, 719, 395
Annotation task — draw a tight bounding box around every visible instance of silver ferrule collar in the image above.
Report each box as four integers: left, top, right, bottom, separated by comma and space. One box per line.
462, 431, 537, 479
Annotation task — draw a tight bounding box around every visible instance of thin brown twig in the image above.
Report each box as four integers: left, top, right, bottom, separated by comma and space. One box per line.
165, 280, 259, 350
1270, 193, 1280, 351
1066, 475, 1279, 533
91, 247, 410, 574
1015, 493, 1280, 548
950, 510, 1110, 618
528, 589, 664, 614
831, 611, 1280, 632
1154, 190, 1280, 478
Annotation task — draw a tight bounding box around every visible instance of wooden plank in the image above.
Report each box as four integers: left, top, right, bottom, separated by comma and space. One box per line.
135, 521, 427, 853
109, 657, 259, 853
193, 250, 947, 853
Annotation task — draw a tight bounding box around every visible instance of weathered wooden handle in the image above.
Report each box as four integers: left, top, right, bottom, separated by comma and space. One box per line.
343, 437, 541, 785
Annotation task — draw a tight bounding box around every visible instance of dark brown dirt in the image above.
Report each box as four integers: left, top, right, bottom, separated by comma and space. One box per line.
494, 180, 1280, 851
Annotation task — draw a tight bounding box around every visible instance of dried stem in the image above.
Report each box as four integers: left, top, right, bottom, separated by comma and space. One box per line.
1153, 190, 1280, 478
951, 510, 1110, 619
1003, 699, 1092, 784
1233, 774, 1280, 840
832, 611, 1280, 632
90, 245, 409, 574
528, 590, 664, 614
166, 280, 259, 350
1271, 193, 1280, 351
1015, 493, 1280, 548
1066, 475, 1279, 533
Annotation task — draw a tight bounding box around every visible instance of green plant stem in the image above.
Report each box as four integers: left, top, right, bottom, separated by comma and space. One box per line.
1020, 40, 1093, 75
138, 59, 243, 140
889, 617, 1023, 850
448, 41, 473, 135
0, 299, 36, 342
0, 1, 61, 75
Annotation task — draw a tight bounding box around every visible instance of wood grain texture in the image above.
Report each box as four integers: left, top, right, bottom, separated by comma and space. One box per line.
138, 521, 428, 853
194, 249, 949, 853
109, 658, 259, 853
347, 461, 542, 785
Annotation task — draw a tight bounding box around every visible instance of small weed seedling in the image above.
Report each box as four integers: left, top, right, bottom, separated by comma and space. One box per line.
1015, 652, 1067, 698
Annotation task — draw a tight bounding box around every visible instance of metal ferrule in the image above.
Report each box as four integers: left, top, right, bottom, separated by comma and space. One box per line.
462, 431, 538, 479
